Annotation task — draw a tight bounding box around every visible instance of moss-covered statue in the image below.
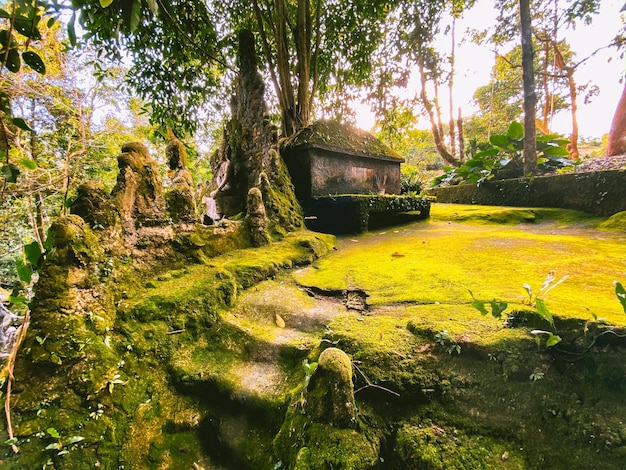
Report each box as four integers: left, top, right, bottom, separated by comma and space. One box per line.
165, 127, 197, 224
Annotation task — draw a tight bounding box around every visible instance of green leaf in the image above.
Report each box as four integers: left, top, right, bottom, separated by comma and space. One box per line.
46, 428, 60, 439
2, 163, 20, 183
8, 294, 28, 306
535, 298, 554, 328
5, 48, 21, 73
469, 290, 488, 316
12, 18, 41, 40
545, 333, 562, 348
100, 0, 114, 7
43, 226, 54, 251
45, 442, 60, 450
12, 117, 33, 132
489, 134, 511, 149
18, 157, 37, 170
542, 146, 570, 157
64, 436, 84, 446
22, 51, 45, 74
16, 260, 32, 284
67, 12, 76, 47
489, 299, 508, 319
506, 121, 524, 140
24, 241, 42, 267
123, 0, 142, 33
474, 148, 499, 158
615, 281, 626, 315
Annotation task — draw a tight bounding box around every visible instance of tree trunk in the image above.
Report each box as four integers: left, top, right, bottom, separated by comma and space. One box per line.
275, 0, 298, 136
566, 67, 579, 159
457, 107, 465, 163
520, 0, 537, 175
295, 0, 312, 129
448, 16, 456, 159
539, 39, 551, 134
418, 61, 460, 167
606, 82, 626, 156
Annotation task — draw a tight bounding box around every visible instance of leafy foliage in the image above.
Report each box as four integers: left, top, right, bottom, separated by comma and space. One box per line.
432, 122, 574, 186
469, 273, 570, 350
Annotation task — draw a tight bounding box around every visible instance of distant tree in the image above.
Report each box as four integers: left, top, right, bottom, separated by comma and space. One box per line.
387, 0, 475, 167
0, 18, 149, 282
68, 0, 395, 137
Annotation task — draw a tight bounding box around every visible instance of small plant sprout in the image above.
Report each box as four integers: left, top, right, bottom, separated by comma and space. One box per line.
614, 281, 626, 315
297, 359, 318, 408
107, 374, 126, 393
434, 330, 461, 355
529, 371, 545, 381
44, 427, 85, 457
530, 329, 562, 349
469, 290, 508, 318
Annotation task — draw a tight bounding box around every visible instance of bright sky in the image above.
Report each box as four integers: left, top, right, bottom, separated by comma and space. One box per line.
356, 0, 625, 140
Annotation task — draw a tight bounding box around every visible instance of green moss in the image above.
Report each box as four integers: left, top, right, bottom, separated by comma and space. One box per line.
294, 205, 626, 325
284, 119, 403, 160
395, 421, 525, 469
274, 408, 382, 470
597, 211, 626, 232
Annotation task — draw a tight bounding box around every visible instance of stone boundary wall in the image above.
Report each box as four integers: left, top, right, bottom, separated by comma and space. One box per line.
428, 170, 626, 216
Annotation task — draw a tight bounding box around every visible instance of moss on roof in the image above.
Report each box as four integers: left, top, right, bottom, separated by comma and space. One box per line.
284, 120, 404, 161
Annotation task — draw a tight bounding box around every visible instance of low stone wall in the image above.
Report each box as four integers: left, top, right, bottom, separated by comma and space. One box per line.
305, 194, 433, 233
428, 170, 626, 216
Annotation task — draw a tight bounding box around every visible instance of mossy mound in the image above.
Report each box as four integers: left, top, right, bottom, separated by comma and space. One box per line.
597, 210, 626, 232
1, 224, 334, 469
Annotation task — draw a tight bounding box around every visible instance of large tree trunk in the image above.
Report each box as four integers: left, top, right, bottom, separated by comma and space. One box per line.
418, 61, 460, 167
520, 0, 537, 175
606, 82, 626, 156
448, 16, 457, 159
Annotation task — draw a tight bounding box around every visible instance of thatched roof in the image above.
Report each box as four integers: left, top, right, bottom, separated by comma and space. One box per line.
283, 120, 404, 163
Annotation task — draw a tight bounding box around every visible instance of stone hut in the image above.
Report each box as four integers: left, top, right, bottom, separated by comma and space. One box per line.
282, 120, 405, 204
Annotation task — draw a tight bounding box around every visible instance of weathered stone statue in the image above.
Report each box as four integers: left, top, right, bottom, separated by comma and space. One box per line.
71, 180, 119, 229
165, 128, 197, 223
274, 347, 380, 469
110, 142, 166, 233
246, 187, 270, 247
304, 347, 358, 428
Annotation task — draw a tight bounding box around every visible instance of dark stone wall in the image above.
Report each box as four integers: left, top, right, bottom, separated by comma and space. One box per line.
309, 149, 401, 198
428, 170, 626, 216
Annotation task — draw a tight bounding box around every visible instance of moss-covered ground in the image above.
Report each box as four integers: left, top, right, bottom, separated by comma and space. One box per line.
288, 203, 626, 469
3, 204, 625, 469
